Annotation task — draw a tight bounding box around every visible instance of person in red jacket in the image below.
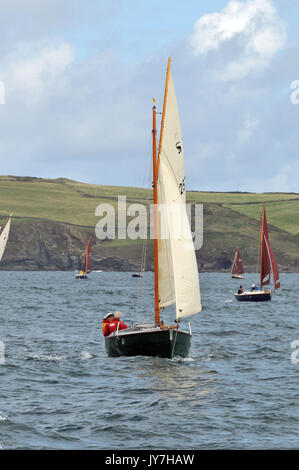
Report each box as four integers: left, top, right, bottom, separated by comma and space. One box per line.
101, 312, 128, 337
101, 312, 114, 337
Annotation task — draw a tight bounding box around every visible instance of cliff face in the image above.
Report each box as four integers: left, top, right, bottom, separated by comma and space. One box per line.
0, 177, 299, 272
1, 219, 85, 270
0, 218, 146, 271
1, 217, 299, 272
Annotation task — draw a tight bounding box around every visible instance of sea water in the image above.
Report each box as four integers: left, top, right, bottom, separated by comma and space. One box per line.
0, 271, 298, 449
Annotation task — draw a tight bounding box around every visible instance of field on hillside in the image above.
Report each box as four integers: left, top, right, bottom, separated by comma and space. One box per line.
0, 175, 298, 235
0, 176, 299, 270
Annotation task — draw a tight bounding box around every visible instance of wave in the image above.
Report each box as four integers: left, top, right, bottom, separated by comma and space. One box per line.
0, 411, 8, 422
80, 351, 93, 360
24, 354, 66, 362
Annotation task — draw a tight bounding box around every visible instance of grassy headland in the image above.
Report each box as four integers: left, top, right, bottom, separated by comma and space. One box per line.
0, 175, 298, 271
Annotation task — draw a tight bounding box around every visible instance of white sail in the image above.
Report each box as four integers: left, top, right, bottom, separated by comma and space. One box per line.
0, 216, 11, 262
157, 64, 201, 319
157, 170, 175, 308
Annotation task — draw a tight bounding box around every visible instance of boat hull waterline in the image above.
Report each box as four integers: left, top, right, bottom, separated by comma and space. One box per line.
105, 326, 191, 358
235, 291, 271, 302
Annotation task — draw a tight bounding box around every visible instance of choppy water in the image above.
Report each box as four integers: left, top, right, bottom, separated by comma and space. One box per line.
0, 271, 298, 450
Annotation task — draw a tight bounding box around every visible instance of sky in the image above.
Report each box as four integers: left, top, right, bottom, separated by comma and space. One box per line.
0, 0, 299, 192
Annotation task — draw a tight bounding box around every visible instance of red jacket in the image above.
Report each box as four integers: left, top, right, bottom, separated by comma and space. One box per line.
102, 319, 111, 337
104, 319, 128, 336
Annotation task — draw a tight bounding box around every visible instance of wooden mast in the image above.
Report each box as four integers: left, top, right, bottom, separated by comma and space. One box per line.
152, 99, 159, 325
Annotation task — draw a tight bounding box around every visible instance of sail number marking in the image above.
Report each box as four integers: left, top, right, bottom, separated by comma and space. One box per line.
179, 177, 186, 195
176, 141, 182, 154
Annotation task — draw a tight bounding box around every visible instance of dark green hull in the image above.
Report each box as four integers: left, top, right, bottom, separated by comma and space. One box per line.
105, 327, 191, 358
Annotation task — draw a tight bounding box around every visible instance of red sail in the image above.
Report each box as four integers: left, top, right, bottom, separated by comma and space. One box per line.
260, 207, 280, 289
83, 238, 91, 273
231, 247, 244, 275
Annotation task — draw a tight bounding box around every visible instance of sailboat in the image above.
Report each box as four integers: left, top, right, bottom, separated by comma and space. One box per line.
105, 58, 202, 358
235, 205, 280, 302
231, 247, 245, 279
76, 237, 91, 279
132, 272, 143, 278
0, 215, 12, 263
132, 267, 144, 278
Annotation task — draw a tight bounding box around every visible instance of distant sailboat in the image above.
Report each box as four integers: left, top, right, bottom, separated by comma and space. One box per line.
0, 215, 12, 262
76, 237, 91, 279
132, 268, 144, 278
231, 247, 245, 279
235, 205, 280, 302
105, 58, 202, 358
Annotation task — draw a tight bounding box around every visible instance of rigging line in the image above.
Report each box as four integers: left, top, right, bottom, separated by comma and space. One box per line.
135, 266, 148, 322
141, 131, 154, 188
135, 131, 153, 323
135, 242, 150, 323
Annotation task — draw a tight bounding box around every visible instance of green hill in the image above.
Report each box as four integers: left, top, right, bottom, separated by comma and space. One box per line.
0, 175, 299, 271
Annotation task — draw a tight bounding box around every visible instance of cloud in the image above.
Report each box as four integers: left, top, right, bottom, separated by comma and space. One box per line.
238, 116, 260, 142
4, 41, 75, 103
0, 41, 152, 185
253, 164, 292, 193
189, 0, 287, 79
0, 0, 298, 194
